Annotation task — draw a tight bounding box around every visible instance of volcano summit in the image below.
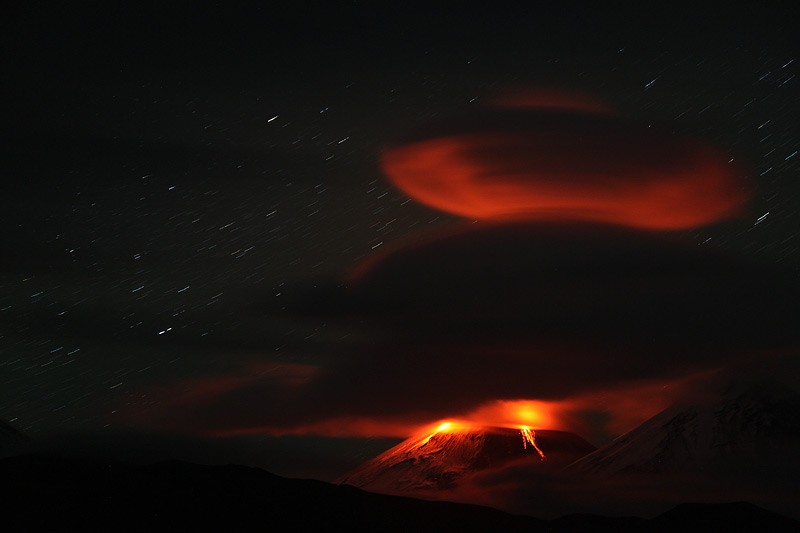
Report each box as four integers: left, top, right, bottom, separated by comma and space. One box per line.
337, 423, 595, 498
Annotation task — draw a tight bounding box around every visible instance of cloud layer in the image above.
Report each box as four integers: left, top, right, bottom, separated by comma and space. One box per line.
381, 101, 748, 229
128, 221, 800, 442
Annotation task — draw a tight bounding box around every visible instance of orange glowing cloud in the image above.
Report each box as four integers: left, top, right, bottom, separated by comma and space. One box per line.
462, 399, 562, 430
208, 415, 441, 439
381, 96, 749, 229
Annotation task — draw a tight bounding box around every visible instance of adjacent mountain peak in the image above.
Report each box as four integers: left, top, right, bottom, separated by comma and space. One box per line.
566, 380, 800, 477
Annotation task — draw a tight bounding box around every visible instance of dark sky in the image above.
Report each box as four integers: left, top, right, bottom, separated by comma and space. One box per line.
2, 3, 800, 480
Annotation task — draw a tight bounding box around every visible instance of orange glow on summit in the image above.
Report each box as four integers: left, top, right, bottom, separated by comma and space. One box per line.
418, 416, 549, 456
416, 399, 561, 454
434, 421, 454, 433
419, 419, 472, 445
421, 419, 471, 437
465, 399, 561, 430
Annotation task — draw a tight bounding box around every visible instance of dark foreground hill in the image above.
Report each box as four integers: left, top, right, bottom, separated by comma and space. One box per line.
3, 455, 798, 532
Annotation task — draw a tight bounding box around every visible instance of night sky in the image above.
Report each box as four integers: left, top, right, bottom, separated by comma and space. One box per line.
2, 3, 800, 482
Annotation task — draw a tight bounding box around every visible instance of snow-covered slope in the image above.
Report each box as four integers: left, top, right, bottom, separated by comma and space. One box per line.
337, 425, 595, 495
566, 380, 800, 477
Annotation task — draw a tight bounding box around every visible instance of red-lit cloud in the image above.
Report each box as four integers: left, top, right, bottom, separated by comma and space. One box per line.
488, 88, 615, 115
114, 92, 786, 454
462, 399, 561, 431
120, 221, 800, 447
381, 97, 749, 229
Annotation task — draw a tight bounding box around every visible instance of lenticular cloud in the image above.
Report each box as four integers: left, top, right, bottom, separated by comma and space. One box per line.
381, 94, 748, 229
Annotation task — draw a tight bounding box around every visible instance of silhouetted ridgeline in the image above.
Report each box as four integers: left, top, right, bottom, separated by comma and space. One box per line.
3, 455, 798, 532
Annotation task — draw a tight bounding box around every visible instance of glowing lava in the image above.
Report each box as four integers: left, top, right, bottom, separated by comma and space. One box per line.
419, 420, 470, 445
435, 421, 454, 432
520, 425, 546, 461
419, 417, 547, 460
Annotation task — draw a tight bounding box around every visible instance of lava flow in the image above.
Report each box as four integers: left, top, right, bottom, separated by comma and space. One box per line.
420, 419, 547, 460
521, 425, 547, 460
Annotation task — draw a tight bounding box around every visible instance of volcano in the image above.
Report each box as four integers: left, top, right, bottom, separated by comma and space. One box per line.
337, 424, 595, 498
337, 381, 800, 520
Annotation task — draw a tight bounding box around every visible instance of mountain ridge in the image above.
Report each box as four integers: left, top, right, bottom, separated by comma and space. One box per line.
3, 453, 798, 532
